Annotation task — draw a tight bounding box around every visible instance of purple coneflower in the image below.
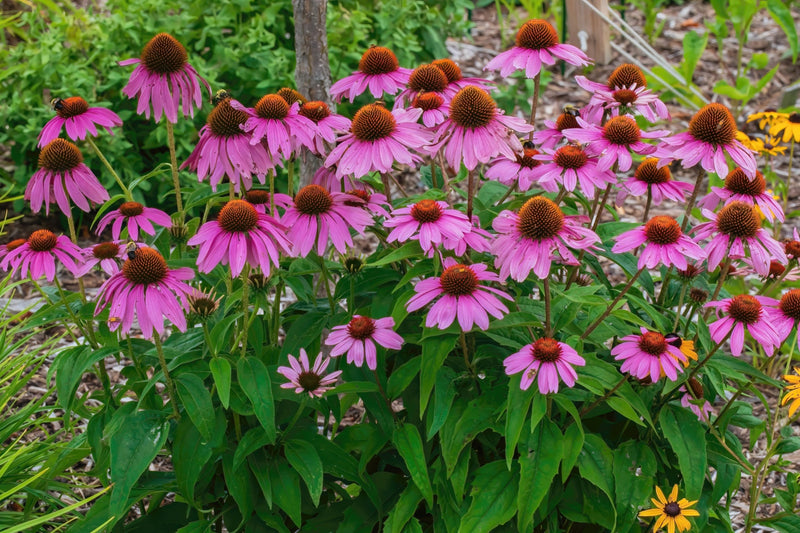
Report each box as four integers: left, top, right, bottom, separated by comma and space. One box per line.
484, 19, 591, 78
412, 93, 450, 128
532, 110, 583, 150
492, 196, 600, 280
431, 86, 533, 171
187, 199, 292, 277
654, 103, 757, 178
485, 145, 550, 192
243, 189, 292, 216
330, 46, 412, 102
693, 202, 786, 277
613, 216, 705, 270
575, 64, 670, 123
0, 230, 82, 281
395, 64, 453, 109
277, 349, 342, 398
325, 316, 404, 370
181, 97, 275, 193
38, 97, 123, 147
432, 58, 494, 94
503, 337, 585, 394
297, 101, 351, 156
562, 115, 668, 172
612, 328, 687, 382
281, 185, 373, 257
95, 201, 171, 241
706, 294, 781, 356
616, 158, 693, 206
698, 168, 784, 223
341, 189, 391, 218
680, 388, 714, 422
310, 165, 365, 194
769, 289, 800, 350
441, 215, 493, 257
384, 199, 472, 253
406, 259, 511, 331
26, 138, 109, 216
529, 145, 616, 198
95, 246, 193, 338
75, 241, 130, 277
231, 95, 316, 160
119, 33, 210, 123
0, 239, 26, 271
325, 103, 431, 179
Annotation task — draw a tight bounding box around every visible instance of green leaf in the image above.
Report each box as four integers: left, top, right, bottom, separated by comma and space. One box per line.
209, 314, 240, 356
52, 345, 118, 414
427, 367, 457, 439
458, 461, 517, 533
613, 441, 657, 531
419, 335, 457, 414
681, 30, 709, 83
222, 451, 255, 519
517, 419, 563, 532
577, 434, 617, 529
209, 357, 231, 409
660, 405, 707, 500
271, 458, 302, 526
174, 414, 218, 505
279, 311, 327, 359
387, 356, 420, 399
109, 410, 169, 523
327, 381, 380, 395
393, 423, 434, 507
384, 483, 423, 533
176, 373, 215, 441
237, 357, 276, 443
176, 521, 213, 533
370, 241, 423, 266
233, 426, 271, 471
504, 376, 537, 468
561, 422, 584, 483
284, 439, 324, 506
767, 0, 798, 61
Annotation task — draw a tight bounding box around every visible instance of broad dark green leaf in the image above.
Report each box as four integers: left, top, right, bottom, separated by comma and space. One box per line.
419, 335, 457, 414
271, 458, 302, 526
370, 240, 424, 266
458, 461, 517, 533
561, 422, 584, 483
393, 423, 433, 507
237, 357, 276, 442
279, 311, 327, 358
209, 314, 239, 356
613, 441, 657, 531
383, 483, 423, 533
327, 381, 380, 395
233, 426, 271, 471
504, 376, 536, 468
427, 367, 457, 440
53, 346, 118, 414
176, 373, 215, 441
222, 451, 256, 519
577, 434, 617, 530
284, 439, 324, 506
660, 405, 707, 500
517, 418, 563, 532
209, 357, 231, 408
387, 356, 420, 399
174, 416, 214, 505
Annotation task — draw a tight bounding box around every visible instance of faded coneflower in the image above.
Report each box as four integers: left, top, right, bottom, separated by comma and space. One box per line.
611, 328, 687, 382
698, 168, 784, 223
384, 199, 472, 253
95, 201, 172, 241
575, 64, 670, 123
277, 349, 342, 398
330, 45, 412, 102
325, 316, 404, 370
612, 216, 705, 270
187, 287, 222, 321
231, 94, 316, 160
38, 97, 123, 147
0, 229, 82, 281
529, 145, 616, 198
503, 337, 585, 394
119, 33, 210, 123
638, 485, 699, 533
706, 294, 781, 356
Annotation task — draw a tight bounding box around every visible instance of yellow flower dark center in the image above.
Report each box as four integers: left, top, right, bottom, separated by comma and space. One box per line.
277, 88, 307, 106
348, 316, 376, 340
532, 338, 562, 362
515, 19, 559, 50
207, 98, 249, 137
351, 104, 396, 142
218, 200, 259, 233
688, 103, 736, 146
245, 189, 271, 206
449, 86, 496, 129
298, 371, 322, 392
123, 247, 168, 285
517, 147, 541, 169
54, 96, 89, 118
779, 289, 800, 320
517, 196, 564, 240
553, 145, 588, 169
724, 168, 765, 196
141, 33, 187, 74
358, 45, 400, 75
728, 294, 761, 324
555, 112, 579, 131
612, 89, 638, 106
412, 92, 444, 111
789, 113, 800, 123
92, 242, 120, 259
432, 58, 462, 83
603, 116, 640, 145
411, 199, 443, 223
295, 185, 333, 215
408, 64, 449, 93
299, 101, 331, 123
254, 94, 289, 120
716, 201, 760, 238
638, 331, 667, 355
28, 230, 57, 252
39, 138, 82, 172
5, 239, 26, 252
440, 264, 478, 296
635, 158, 670, 184
119, 201, 145, 217
663, 502, 681, 517
607, 64, 647, 89
644, 216, 681, 244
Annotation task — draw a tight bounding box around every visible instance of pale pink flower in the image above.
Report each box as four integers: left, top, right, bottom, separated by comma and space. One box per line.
38, 96, 122, 147
485, 144, 550, 192
504, 338, 585, 394
330, 46, 412, 102
612, 216, 705, 271
95, 201, 172, 241
277, 349, 342, 398
706, 295, 781, 356
432, 58, 494, 94
680, 387, 714, 421
0, 230, 82, 281
575, 64, 669, 123
768, 289, 800, 351
616, 158, 693, 206
412, 92, 450, 128
325, 316, 403, 370
529, 145, 616, 198
75, 241, 130, 277
612, 328, 687, 382
697, 168, 784, 223
297, 101, 351, 156
384, 199, 472, 253
394, 64, 454, 109
230, 96, 316, 160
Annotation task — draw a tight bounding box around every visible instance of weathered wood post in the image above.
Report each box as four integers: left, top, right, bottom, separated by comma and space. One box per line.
565, 0, 612, 65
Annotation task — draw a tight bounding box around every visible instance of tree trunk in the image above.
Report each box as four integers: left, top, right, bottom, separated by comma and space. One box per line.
293, 0, 332, 187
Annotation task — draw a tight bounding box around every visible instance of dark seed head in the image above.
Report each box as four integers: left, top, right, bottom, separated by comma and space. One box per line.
347, 316, 376, 340
28, 230, 58, 252
92, 242, 120, 259
607, 64, 647, 89
410, 199, 443, 223
53, 96, 89, 118
277, 88, 308, 106
122, 247, 168, 285
440, 264, 478, 296
408, 64, 449, 93
515, 19, 559, 50
638, 331, 667, 355
294, 185, 333, 215
351, 103, 396, 142
432, 58, 463, 83
531, 338, 562, 362
724, 168, 765, 196
635, 158, 671, 184
716, 201, 760, 238
141, 33, 187, 74
516, 196, 564, 240
663, 502, 681, 517
727, 294, 761, 324
358, 45, 400, 75
779, 289, 800, 320
207, 98, 249, 137
603, 116, 640, 146
39, 138, 82, 172
254, 94, 289, 120
449, 86, 496, 129
299, 101, 331, 123
553, 145, 588, 170
218, 200, 259, 233
644, 216, 681, 245
119, 201, 145, 217
688, 103, 737, 146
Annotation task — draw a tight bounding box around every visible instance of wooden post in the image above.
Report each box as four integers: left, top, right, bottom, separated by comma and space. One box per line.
565, 0, 612, 65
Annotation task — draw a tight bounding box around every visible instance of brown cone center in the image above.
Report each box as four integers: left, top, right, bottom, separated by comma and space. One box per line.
28, 230, 57, 252
449, 86, 496, 129
554, 145, 588, 169
218, 200, 259, 233
769, 260, 785, 278
635, 158, 670, 184
518, 148, 541, 169
688, 103, 737, 146
54, 96, 89, 118
644, 216, 681, 244
532, 338, 562, 362
298, 371, 322, 392
277, 88, 307, 106
299, 101, 331, 123
93, 242, 120, 259
779, 289, 800, 320
141, 33, 187, 74
119, 202, 145, 217
358, 46, 400, 75
408, 64, 449, 93
254, 94, 289, 120
789, 113, 800, 123
604, 116, 640, 145
432, 58, 463, 83
5, 239, 26, 252
295, 185, 333, 215
607, 64, 647, 89
515, 19, 559, 50
724, 168, 765, 196
517, 196, 564, 240
39, 138, 82, 171
664, 502, 682, 518
728, 294, 761, 324
208, 99, 249, 137
411, 199, 443, 223
440, 264, 478, 296
122, 247, 168, 285
351, 104, 396, 142
716, 201, 760, 238
555, 112, 579, 131
612, 89, 638, 106
638, 331, 667, 355
245, 189, 271, 206
785, 240, 800, 258
412, 92, 444, 111
348, 316, 376, 340
344, 189, 370, 207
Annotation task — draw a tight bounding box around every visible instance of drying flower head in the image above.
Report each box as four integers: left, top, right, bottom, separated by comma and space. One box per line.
0, 229, 82, 281
325, 316, 404, 370
503, 337, 586, 394
187, 287, 222, 321
384, 199, 472, 253
95, 201, 172, 241
706, 294, 781, 356
612, 215, 705, 270
277, 349, 342, 398
639, 485, 699, 533
330, 45, 412, 102
612, 328, 687, 382
38, 97, 123, 147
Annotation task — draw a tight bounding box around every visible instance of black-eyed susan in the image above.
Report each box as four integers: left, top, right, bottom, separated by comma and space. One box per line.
760, 136, 787, 156
747, 110, 784, 131
781, 366, 800, 417
639, 484, 699, 532
770, 112, 800, 143
735, 130, 764, 153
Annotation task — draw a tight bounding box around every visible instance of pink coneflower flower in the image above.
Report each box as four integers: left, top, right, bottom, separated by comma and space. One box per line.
697, 168, 784, 223
341, 189, 391, 218
297, 101, 351, 156
384, 199, 472, 253
38, 97, 123, 148
654, 103, 757, 178
503, 337, 585, 394
310, 165, 365, 194
484, 19, 591, 78
75, 241, 130, 277
616, 158, 693, 206
706, 294, 781, 356
532, 110, 583, 150
432, 58, 494, 94
26, 138, 109, 216
612, 328, 687, 382
95, 247, 193, 338
181, 97, 275, 193
492, 196, 600, 281
785, 228, 800, 261
281, 185, 373, 257
680, 387, 714, 422
431, 86, 533, 171
277, 349, 342, 398
325, 104, 432, 179
187, 199, 292, 277
693, 202, 786, 277
575, 64, 670, 123
231, 95, 316, 160
0, 239, 26, 271
412, 92, 450, 128
769, 289, 800, 350
0, 230, 82, 281
95, 201, 172, 241
325, 316, 404, 370
394, 64, 453, 109
243, 189, 293, 216
562, 116, 668, 172
441, 215, 493, 257
529, 145, 616, 199
330, 46, 412, 102
485, 144, 551, 192
406, 259, 511, 331
734, 258, 800, 282
612, 216, 705, 271
119, 33, 210, 123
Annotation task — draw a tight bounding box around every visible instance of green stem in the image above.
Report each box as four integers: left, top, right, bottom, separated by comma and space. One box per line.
430, 159, 438, 189
580, 376, 627, 416
239, 267, 250, 358
543, 277, 552, 337
65, 215, 87, 303
165, 120, 184, 219
580, 267, 644, 341
153, 335, 181, 420
672, 284, 687, 331
53, 276, 98, 349
494, 181, 517, 207
528, 73, 541, 142
642, 185, 652, 223
269, 169, 276, 214
466, 169, 475, 219
86, 137, 133, 201
590, 185, 612, 231
272, 281, 284, 345
287, 159, 295, 198
703, 255, 733, 321
318, 256, 337, 312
